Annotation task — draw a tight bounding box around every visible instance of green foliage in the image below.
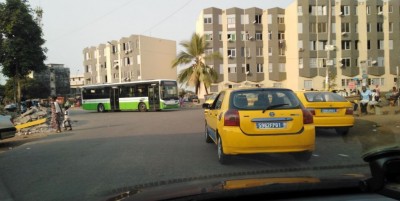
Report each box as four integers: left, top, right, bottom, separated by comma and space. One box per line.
172, 33, 221, 95
0, 0, 47, 79
4, 77, 50, 100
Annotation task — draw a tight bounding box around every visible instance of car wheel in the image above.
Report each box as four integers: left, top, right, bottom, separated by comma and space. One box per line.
205, 123, 213, 143
97, 104, 105, 113
217, 136, 230, 164
138, 102, 147, 112
292, 151, 312, 162
335, 128, 349, 135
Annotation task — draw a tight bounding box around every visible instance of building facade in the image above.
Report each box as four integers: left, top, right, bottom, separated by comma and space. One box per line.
70, 74, 84, 97
196, 0, 400, 93
29, 63, 71, 96
82, 35, 177, 85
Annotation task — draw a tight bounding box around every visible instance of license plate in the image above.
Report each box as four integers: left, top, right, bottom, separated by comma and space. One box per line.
321, 109, 337, 113
256, 122, 286, 129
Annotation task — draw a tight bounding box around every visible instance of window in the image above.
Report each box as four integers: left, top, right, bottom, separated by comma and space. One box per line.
341, 40, 351, 50
299, 58, 304, 69
256, 64, 263, 73
227, 33, 236, 41
227, 15, 235, 28
317, 58, 327, 68
367, 23, 371, 32
377, 5, 383, 13
277, 15, 284, 24
279, 63, 286, 72
241, 14, 249, 24
309, 5, 316, 15
298, 23, 303, 33
377, 57, 384, 66
340, 58, 351, 67
255, 31, 262, 40
318, 40, 327, 50
366, 6, 370, 15
268, 47, 272, 56
355, 40, 359, 50
205, 32, 213, 41
254, 14, 262, 24
309, 23, 316, 33
378, 40, 384, 50
341, 23, 350, 32
279, 47, 285, 56
227, 49, 236, 57
219, 64, 223, 74
298, 6, 303, 16
309, 58, 317, 68
241, 47, 250, 57
268, 63, 273, 72
124, 57, 131, 66
355, 23, 358, 33
355, 6, 358, 15
318, 23, 327, 33
377, 23, 383, 32
228, 65, 237, 73
268, 31, 272, 40
389, 5, 393, 13
310, 41, 317, 51
317, 6, 327, 15
298, 40, 303, 49
278, 32, 285, 40
389, 40, 393, 50
389, 22, 393, 33
340, 5, 350, 15
204, 15, 212, 24
332, 23, 336, 33
267, 14, 272, 24
367, 40, 371, 49
256, 47, 263, 57
304, 80, 313, 90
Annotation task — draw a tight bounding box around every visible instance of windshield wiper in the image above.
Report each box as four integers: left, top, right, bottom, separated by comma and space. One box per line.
262, 104, 289, 113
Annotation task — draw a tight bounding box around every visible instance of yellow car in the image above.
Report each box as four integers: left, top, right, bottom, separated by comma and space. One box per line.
295, 91, 355, 135
203, 93, 218, 115
203, 88, 315, 164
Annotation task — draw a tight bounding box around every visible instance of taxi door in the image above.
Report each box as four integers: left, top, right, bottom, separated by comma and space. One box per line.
207, 92, 225, 142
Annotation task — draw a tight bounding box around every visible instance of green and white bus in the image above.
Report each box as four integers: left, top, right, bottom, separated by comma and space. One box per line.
81, 79, 179, 112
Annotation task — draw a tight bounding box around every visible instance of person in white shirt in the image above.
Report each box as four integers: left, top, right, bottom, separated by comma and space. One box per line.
63, 106, 72, 130
51, 96, 62, 133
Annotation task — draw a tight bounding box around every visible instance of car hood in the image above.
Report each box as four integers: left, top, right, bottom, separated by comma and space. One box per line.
104, 174, 369, 201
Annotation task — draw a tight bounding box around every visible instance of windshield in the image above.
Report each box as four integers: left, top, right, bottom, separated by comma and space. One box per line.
1, 1, 400, 201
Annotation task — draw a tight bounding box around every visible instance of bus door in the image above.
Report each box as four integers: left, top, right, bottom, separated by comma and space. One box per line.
148, 84, 160, 111
110, 86, 120, 111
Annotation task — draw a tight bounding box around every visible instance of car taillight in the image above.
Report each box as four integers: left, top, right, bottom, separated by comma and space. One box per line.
307, 108, 316, 115
302, 108, 314, 124
224, 109, 240, 126
345, 107, 353, 115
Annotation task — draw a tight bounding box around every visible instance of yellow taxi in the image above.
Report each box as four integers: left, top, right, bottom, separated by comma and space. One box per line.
295, 91, 354, 135
202, 88, 315, 164
203, 93, 218, 115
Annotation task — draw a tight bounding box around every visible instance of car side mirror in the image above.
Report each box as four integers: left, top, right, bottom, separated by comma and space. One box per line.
202, 103, 211, 109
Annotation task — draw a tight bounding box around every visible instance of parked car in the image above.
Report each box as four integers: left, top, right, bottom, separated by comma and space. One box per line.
203, 93, 218, 115
295, 91, 355, 135
202, 88, 315, 164
0, 115, 16, 140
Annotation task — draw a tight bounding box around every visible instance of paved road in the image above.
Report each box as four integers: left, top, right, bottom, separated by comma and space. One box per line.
0, 108, 399, 201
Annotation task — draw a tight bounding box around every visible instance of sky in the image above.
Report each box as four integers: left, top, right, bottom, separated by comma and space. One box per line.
4, 0, 294, 78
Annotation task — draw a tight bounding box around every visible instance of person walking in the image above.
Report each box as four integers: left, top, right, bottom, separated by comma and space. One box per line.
51, 96, 62, 133
360, 86, 372, 115
63, 106, 72, 130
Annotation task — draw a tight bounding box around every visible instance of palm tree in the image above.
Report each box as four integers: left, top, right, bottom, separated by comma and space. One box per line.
172, 33, 221, 95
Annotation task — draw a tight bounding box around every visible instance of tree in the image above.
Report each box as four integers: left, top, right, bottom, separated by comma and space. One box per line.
172, 33, 221, 95
0, 0, 47, 111
4, 77, 50, 100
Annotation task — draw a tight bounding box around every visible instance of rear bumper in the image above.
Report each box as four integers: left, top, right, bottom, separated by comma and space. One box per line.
313, 116, 354, 128
220, 125, 315, 155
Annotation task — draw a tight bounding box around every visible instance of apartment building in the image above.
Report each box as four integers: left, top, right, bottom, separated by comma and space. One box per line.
196, 0, 400, 93
83, 35, 177, 85
29, 63, 71, 96
70, 74, 84, 97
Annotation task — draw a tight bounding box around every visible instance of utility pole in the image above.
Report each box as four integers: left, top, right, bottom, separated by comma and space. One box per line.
325, 0, 332, 91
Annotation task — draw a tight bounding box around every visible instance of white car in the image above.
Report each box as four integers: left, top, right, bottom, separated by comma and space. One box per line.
0, 115, 16, 140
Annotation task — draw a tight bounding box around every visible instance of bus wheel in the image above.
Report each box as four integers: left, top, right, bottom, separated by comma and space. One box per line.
97, 104, 105, 113
138, 102, 147, 112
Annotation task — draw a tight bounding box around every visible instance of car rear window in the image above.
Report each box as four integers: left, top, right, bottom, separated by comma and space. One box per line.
231, 89, 300, 110
304, 92, 348, 102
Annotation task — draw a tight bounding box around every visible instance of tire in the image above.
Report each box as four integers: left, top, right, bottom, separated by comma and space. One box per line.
205, 123, 213, 143
97, 104, 105, 113
217, 136, 230, 164
138, 102, 147, 112
292, 151, 312, 162
336, 128, 349, 135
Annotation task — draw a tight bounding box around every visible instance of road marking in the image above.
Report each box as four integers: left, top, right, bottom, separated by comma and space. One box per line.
338, 154, 349, 157
312, 154, 319, 157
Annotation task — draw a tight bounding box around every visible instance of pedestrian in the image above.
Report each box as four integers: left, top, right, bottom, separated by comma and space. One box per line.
359, 86, 372, 115
63, 105, 72, 130
50, 96, 62, 133
179, 96, 184, 108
